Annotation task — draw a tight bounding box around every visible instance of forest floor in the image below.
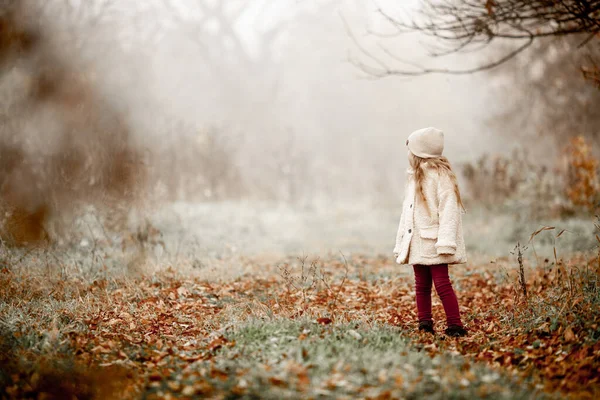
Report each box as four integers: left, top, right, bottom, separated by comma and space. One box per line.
1, 250, 599, 399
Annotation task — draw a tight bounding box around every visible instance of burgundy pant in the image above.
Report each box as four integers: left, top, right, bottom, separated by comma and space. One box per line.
413, 264, 463, 327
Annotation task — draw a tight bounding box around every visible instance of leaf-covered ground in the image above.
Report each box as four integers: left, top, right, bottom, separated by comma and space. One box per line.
1, 253, 599, 399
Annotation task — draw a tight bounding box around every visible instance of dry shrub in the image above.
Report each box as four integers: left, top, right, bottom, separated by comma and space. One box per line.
461, 151, 524, 204
461, 137, 600, 217
564, 135, 600, 212
276, 255, 349, 321
461, 149, 563, 217
0, 1, 147, 247
503, 222, 600, 335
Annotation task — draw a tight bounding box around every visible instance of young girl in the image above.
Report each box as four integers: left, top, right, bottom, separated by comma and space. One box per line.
393, 127, 467, 337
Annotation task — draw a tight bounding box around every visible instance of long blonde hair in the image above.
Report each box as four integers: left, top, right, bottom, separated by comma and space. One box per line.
409, 152, 465, 211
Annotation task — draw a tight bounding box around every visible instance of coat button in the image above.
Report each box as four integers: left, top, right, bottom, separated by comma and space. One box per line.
408, 229, 412, 233
410, 204, 412, 208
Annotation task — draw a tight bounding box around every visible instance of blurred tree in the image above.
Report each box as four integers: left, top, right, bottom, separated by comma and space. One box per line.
0, 0, 147, 246
583, 54, 600, 87
156, 0, 340, 202
159, 0, 338, 111
487, 36, 600, 141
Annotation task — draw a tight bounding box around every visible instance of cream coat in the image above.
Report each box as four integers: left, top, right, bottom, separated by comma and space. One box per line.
393, 165, 467, 266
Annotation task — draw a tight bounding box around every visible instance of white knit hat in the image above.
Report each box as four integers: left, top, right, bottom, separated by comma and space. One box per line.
406, 127, 444, 159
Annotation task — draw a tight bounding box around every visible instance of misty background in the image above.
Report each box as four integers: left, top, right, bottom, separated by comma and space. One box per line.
1, 0, 597, 269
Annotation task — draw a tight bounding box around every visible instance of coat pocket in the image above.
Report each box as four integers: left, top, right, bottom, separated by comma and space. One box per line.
419, 225, 439, 258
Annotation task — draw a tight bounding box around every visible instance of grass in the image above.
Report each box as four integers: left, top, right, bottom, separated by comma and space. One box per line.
145, 319, 545, 399
498, 260, 600, 336
0, 214, 599, 399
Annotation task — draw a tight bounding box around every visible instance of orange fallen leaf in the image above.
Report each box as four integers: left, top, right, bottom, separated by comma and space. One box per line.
564, 326, 576, 342
268, 377, 287, 387
298, 371, 310, 387
210, 367, 229, 381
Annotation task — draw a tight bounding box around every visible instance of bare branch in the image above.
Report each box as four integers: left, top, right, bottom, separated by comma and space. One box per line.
352, 0, 600, 76
583, 54, 600, 88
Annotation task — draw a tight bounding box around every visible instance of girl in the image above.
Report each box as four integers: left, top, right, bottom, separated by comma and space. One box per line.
393, 127, 467, 337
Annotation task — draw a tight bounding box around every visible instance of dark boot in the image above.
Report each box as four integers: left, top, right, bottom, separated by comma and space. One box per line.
445, 325, 467, 337
418, 321, 435, 334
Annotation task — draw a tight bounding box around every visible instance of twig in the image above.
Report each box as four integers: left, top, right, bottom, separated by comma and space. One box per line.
329, 252, 349, 315
511, 242, 528, 302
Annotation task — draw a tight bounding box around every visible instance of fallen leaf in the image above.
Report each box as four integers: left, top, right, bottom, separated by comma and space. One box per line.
564, 326, 576, 342
269, 377, 287, 387
181, 386, 195, 396
177, 286, 190, 297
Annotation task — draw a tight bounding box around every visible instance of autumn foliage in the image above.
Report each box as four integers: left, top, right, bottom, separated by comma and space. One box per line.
564, 136, 600, 212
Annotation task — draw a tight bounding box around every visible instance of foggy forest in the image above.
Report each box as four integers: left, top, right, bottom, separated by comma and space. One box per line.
0, 0, 599, 399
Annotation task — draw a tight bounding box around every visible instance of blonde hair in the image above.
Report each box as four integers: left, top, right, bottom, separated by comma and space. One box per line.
409, 152, 465, 211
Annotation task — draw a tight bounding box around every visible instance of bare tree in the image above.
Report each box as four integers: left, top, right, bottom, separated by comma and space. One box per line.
158, 0, 338, 107
350, 0, 600, 76
487, 35, 600, 142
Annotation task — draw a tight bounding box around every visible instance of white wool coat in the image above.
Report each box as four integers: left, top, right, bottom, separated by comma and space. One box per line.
393, 165, 467, 266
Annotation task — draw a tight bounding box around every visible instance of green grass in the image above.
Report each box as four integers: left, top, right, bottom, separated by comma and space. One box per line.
151, 319, 548, 399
